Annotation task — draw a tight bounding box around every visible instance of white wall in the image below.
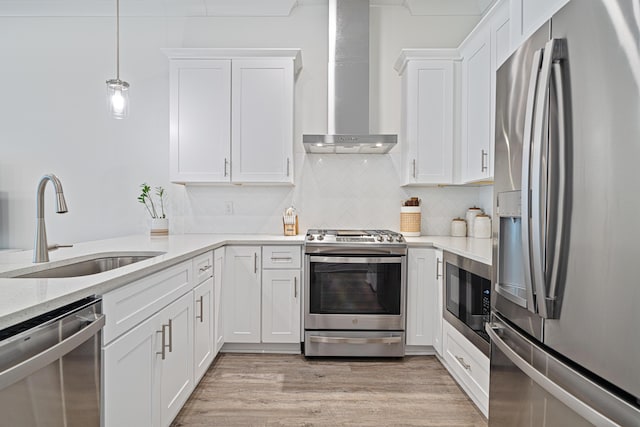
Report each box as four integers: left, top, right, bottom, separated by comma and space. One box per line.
0, 3, 484, 249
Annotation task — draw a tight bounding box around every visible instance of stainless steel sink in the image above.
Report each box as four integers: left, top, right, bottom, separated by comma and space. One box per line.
12, 252, 166, 278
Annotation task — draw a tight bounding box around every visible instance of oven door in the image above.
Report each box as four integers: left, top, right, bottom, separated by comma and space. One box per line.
305, 255, 406, 330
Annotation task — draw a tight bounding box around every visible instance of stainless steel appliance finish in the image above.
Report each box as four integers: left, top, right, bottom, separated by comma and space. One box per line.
491, 0, 640, 424
302, 0, 397, 154
0, 297, 104, 427
443, 251, 491, 356
304, 229, 407, 357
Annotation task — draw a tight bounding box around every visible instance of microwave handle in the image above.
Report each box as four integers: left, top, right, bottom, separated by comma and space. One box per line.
521, 48, 543, 315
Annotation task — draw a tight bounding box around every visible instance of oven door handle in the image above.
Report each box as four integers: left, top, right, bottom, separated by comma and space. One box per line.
309, 336, 402, 345
309, 256, 403, 264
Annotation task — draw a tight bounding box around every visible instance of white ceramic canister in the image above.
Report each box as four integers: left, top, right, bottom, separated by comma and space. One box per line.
450, 218, 467, 237
465, 207, 483, 237
474, 214, 492, 239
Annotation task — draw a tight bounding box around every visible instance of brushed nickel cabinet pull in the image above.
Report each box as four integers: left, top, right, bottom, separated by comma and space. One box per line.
436, 258, 442, 279
455, 355, 471, 370
287, 158, 290, 176
156, 324, 169, 360
412, 159, 417, 178
481, 150, 488, 172
196, 296, 204, 322
167, 319, 173, 353
224, 158, 229, 177
294, 277, 298, 298
254, 253, 258, 274
199, 264, 212, 273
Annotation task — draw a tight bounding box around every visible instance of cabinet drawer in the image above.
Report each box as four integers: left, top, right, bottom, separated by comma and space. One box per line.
102, 261, 193, 344
262, 246, 301, 269
193, 251, 214, 283
443, 321, 489, 411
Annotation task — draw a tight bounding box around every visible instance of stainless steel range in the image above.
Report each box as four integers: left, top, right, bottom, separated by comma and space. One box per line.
304, 229, 407, 357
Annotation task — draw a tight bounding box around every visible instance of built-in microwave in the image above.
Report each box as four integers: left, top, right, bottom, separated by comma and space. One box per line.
443, 251, 491, 356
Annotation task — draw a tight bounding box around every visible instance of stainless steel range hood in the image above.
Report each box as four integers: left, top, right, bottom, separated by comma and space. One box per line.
303, 0, 397, 154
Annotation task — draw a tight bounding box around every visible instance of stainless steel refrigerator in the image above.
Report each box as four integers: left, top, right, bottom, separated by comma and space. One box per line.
490, 0, 640, 425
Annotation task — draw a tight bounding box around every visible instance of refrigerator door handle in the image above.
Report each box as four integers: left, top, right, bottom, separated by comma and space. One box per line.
546, 53, 569, 310
521, 49, 543, 315
486, 324, 622, 427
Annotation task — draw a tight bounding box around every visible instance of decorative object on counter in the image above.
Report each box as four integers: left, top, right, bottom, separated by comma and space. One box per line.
450, 218, 467, 237
283, 206, 298, 236
138, 183, 168, 236
400, 197, 421, 236
465, 207, 483, 237
473, 214, 491, 239
105, 0, 129, 119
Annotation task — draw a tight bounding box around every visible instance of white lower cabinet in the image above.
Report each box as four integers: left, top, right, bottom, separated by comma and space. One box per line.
193, 277, 214, 383
406, 248, 437, 348
103, 291, 194, 427
442, 319, 489, 416
224, 246, 262, 343
433, 249, 444, 355
213, 247, 225, 354
261, 269, 301, 343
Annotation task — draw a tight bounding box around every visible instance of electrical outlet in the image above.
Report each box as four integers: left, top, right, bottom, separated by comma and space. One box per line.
224, 201, 234, 215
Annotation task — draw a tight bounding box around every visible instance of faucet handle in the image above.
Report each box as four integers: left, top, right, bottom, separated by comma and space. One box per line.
47, 243, 74, 251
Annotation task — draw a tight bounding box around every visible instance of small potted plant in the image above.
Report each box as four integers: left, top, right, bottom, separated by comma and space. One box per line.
138, 183, 168, 236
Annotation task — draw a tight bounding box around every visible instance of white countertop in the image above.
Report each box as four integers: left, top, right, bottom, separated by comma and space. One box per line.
0, 233, 491, 330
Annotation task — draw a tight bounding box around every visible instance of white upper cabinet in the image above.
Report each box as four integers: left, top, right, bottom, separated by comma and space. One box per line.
165, 49, 301, 185
511, 0, 570, 47
460, 27, 492, 183
231, 59, 294, 183
395, 51, 457, 185
169, 59, 231, 183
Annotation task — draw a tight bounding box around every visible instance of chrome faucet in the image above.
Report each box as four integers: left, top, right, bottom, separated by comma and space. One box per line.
33, 174, 68, 263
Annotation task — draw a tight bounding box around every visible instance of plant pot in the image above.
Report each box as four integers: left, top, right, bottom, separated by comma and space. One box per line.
150, 218, 169, 236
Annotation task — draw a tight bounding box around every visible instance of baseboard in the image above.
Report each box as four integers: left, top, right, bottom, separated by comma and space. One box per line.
405, 345, 436, 356
221, 342, 302, 354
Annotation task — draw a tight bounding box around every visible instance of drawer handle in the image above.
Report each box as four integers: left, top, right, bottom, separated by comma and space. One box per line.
196, 296, 204, 322
271, 257, 293, 262
455, 355, 471, 371
199, 264, 212, 273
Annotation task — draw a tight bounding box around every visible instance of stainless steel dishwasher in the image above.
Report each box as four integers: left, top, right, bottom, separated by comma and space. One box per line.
0, 296, 104, 427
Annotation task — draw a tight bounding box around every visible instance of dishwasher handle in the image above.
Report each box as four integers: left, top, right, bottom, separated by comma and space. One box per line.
0, 313, 105, 390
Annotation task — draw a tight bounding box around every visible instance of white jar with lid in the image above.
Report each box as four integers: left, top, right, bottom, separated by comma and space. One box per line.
465, 207, 483, 237
450, 218, 467, 237
474, 214, 492, 239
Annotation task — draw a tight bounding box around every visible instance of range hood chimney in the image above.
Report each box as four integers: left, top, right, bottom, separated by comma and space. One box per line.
303, 0, 397, 154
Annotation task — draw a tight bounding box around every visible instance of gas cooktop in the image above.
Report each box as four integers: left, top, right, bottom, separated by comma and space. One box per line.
305, 229, 405, 244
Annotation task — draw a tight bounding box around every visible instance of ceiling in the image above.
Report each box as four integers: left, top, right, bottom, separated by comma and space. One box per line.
0, 0, 496, 17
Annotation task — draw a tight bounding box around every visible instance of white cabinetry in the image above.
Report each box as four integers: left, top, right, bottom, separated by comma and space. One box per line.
261, 246, 301, 343
433, 249, 444, 355
193, 251, 214, 384
222, 245, 302, 349
165, 49, 302, 185
213, 247, 225, 354
511, 0, 570, 47
442, 320, 490, 417
460, 27, 492, 183
395, 51, 457, 185
406, 248, 437, 348
103, 279, 194, 427
224, 246, 262, 343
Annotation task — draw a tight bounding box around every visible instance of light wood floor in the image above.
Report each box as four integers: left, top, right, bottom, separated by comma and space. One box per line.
171, 353, 487, 427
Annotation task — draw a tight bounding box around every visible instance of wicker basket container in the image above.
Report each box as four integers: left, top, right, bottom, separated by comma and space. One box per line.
400, 206, 421, 236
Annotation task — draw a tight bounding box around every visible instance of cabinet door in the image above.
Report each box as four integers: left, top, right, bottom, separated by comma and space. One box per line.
461, 28, 492, 183
193, 278, 214, 383
514, 0, 570, 45
231, 59, 294, 183
491, 0, 512, 69
406, 248, 437, 346
169, 59, 231, 183
103, 312, 159, 427
433, 249, 444, 355
213, 247, 225, 354
224, 246, 262, 343
403, 60, 454, 184
158, 292, 194, 427
262, 269, 301, 343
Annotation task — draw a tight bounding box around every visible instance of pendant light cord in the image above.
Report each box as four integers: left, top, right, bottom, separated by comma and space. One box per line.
116, 0, 120, 80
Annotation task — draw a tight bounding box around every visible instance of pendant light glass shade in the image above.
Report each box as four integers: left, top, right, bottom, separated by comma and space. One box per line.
106, 79, 129, 119
106, 0, 129, 119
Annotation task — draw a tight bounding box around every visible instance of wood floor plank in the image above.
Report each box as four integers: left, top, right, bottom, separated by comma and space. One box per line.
171, 353, 487, 427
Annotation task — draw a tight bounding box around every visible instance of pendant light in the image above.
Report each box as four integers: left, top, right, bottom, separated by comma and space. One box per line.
106, 0, 129, 119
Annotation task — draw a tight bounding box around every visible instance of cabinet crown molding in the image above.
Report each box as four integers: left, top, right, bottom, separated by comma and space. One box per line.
394, 49, 461, 75
162, 48, 303, 75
